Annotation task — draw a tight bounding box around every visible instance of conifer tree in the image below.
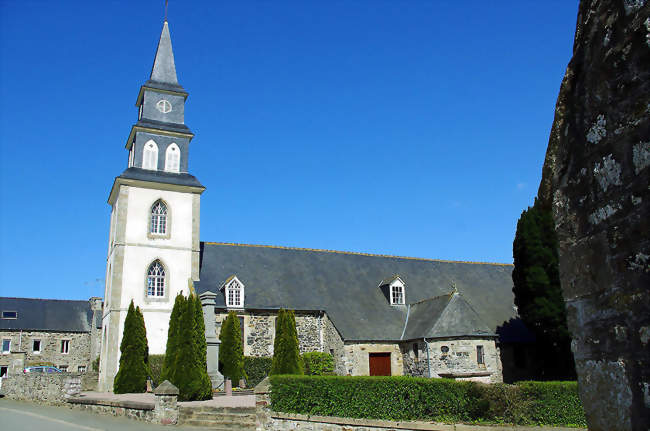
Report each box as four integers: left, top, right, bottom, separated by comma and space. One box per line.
270, 309, 304, 375
191, 294, 212, 399
219, 311, 246, 383
512, 198, 575, 379
114, 300, 149, 393
161, 294, 185, 384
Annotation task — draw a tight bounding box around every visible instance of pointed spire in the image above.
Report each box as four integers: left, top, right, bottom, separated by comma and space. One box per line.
150, 21, 178, 85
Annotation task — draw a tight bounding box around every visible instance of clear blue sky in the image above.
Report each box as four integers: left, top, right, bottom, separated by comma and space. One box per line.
0, 1, 579, 300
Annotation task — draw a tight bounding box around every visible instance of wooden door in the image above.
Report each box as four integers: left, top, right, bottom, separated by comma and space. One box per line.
369, 352, 391, 376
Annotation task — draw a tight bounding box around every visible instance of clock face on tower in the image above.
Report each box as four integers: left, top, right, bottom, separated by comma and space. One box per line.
156, 99, 172, 114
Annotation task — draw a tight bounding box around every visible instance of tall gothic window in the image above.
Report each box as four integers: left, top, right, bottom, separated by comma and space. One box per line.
143, 140, 158, 170
165, 143, 180, 173
150, 200, 167, 235
391, 284, 404, 305
147, 260, 165, 297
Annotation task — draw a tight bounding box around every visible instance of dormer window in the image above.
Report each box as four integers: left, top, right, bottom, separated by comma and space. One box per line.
381, 275, 406, 305
222, 276, 244, 308
391, 284, 404, 305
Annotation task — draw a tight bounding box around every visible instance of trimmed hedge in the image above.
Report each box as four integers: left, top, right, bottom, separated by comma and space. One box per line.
269, 375, 586, 427
245, 356, 273, 387
302, 352, 334, 375
149, 354, 165, 386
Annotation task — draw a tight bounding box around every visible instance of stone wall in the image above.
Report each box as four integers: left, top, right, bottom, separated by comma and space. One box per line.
401, 341, 428, 377
322, 313, 346, 375
1, 372, 82, 405
421, 338, 502, 383
215, 310, 324, 357
537, 1, 649, 429
0, 330, 93, 374
344, 342, 404, 376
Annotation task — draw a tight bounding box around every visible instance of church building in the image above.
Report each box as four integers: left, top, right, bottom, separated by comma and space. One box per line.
98, 21, 520, 391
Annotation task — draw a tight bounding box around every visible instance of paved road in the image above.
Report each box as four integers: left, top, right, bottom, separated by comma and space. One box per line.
0, 398, 200, 431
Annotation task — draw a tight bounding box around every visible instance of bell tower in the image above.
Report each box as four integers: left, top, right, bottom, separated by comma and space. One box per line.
99, 21, 204, 391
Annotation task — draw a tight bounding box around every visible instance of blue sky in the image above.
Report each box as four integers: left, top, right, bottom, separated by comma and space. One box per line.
0, 1, 579, 300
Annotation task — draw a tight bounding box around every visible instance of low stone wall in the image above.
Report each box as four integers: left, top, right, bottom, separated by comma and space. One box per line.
1, 373, 82, 405
69, 400, 156, 423
265, 412, 586, 431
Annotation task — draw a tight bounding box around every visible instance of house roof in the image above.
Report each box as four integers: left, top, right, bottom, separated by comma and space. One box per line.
117, 167, 204, 189
196, 242, 516, 342
0, 297, 94, 333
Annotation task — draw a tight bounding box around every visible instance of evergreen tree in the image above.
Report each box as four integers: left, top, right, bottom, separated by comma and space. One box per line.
270, 309, 304, 375
136, 305, 152, 379
512, 198, 575, 379
161, 294, 185, 384
114, 300, 149, 393
191, 294, 212, 399
219, 311, 246, 383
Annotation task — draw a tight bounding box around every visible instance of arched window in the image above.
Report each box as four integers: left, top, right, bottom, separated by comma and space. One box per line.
147, 260, 165, 297
165, 143, 180, 173
150, 200, 167, 235
142, 140, 158, 170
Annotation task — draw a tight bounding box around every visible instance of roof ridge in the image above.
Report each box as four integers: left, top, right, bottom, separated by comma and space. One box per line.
410, 292, 454, 306
202, 241, 513, 266
0, 297, 89, 303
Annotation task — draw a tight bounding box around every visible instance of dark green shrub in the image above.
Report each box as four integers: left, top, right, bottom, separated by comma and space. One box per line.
269, 375, 586, 426
149, 354, 165, 386
517, 381, 586, 426
91, 356, 100, 372
190, 294, 213, 399
114, 301, 149, 393
219, 311, 246, 383
270, 309, 304, 375
245, 356, 273, 387
302, 352, 334, 375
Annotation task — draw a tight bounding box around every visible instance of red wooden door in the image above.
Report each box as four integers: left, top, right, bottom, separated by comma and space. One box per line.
369, 353, 391, 376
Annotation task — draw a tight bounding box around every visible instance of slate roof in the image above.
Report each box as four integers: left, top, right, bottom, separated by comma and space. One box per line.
0, 297, 94, 333
196, 242, 516, 342
117, 167, 204, 189
134, 118, 193, 135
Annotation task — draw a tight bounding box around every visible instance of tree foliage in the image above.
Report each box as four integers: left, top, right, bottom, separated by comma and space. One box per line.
219, 311, 246, 383
270, 309, 304, 376
512, 199, 575, 379
161, 293, 212, 400
114, 300, 150, 393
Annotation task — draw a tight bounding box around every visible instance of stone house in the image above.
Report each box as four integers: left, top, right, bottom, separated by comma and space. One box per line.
0, 297, 102, 378
98, 21, 530, 390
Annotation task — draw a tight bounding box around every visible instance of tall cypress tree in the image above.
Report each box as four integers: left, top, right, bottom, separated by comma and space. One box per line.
270, 309, 304, 375
161, 294, 185, 384
512, 198, 575, 379
219, 311, 246, 383
114, 300, 149, 393
191, 294, 212, 399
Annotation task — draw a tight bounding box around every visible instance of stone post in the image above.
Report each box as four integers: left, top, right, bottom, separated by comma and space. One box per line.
199, 291, 224, 389
63, 375, 82, 399
154, 380, 179, 425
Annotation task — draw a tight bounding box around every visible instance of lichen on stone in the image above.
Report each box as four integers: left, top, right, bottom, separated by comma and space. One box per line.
632, 141, 650, 174
588, 203, 621, 224
593, 154, 622, 192
627, 252, 650, 272
586, 114, 607, 144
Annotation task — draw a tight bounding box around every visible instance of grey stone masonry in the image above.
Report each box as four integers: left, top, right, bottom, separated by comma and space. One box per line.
199, 291, 224, 389
322, 312, 346, 375
215, 310, 325, 357
154, 380, 179, 425
1, 372, 85, 405
0, 330, 93, 375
